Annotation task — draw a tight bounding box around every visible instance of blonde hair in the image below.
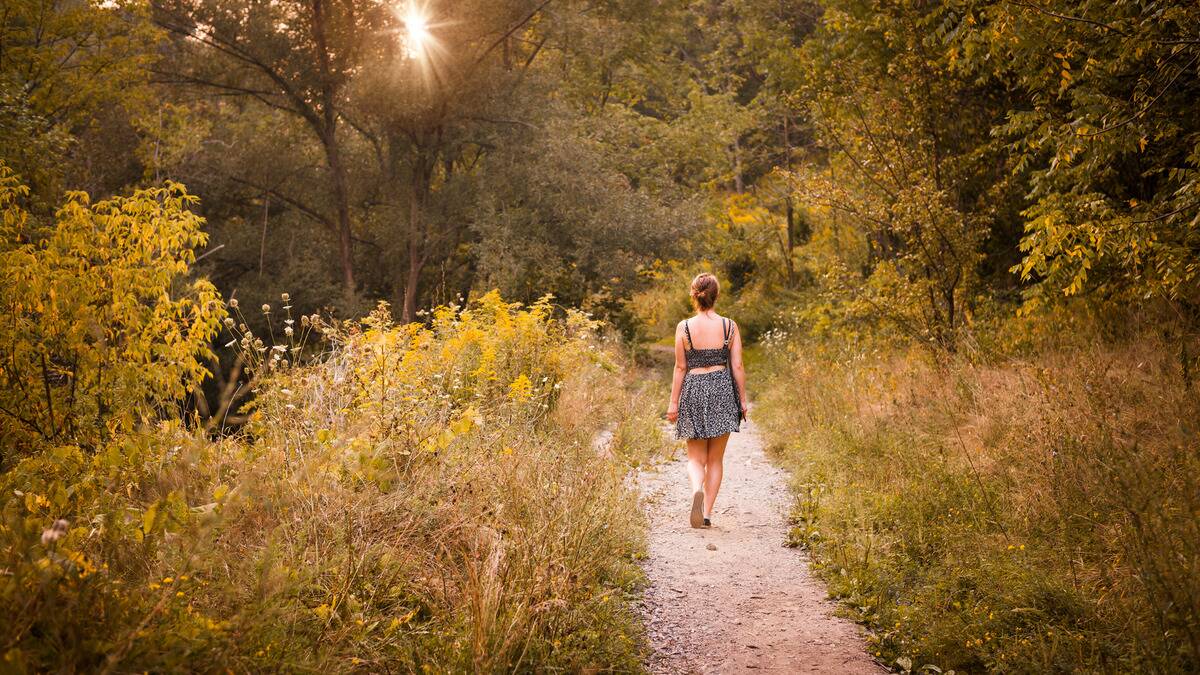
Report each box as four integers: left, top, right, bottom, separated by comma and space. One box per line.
690, 273, 719, 311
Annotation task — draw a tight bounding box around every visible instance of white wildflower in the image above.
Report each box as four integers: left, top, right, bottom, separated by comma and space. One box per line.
41, 519, 69, 546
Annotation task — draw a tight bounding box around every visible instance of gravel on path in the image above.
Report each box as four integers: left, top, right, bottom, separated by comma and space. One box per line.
635, 421, 886, 674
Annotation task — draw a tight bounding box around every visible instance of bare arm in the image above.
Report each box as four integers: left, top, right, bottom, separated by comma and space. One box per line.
667, 322, 687, 423
729, 321, 749, 416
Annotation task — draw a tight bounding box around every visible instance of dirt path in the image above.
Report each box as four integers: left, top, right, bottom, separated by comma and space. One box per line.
635, 421, 885, 674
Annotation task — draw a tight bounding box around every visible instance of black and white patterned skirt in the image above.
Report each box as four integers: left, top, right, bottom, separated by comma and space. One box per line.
675, 369, 742, 440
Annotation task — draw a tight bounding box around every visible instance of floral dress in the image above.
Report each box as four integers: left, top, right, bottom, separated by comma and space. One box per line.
675, 318, 743, 440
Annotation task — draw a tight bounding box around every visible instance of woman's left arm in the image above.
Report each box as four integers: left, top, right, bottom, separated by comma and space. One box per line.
730, 321, 750, 416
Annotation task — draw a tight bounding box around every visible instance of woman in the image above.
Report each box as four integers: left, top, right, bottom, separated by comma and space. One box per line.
666, 272, 749, 528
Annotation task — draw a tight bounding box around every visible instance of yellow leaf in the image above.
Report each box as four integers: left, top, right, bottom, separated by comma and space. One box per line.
142, 502, 159, 535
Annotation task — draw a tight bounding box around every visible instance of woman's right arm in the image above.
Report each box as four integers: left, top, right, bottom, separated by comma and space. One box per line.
667, 322, 686, 423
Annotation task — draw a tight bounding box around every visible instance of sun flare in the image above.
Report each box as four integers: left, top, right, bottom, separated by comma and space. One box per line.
402, 6, 431, 59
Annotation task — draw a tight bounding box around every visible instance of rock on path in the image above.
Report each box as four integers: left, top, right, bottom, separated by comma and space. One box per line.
636, 421, 886, 674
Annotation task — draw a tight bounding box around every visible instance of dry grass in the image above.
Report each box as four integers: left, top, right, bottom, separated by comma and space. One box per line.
1, 292, 669, 672
756, 331, 1200, 673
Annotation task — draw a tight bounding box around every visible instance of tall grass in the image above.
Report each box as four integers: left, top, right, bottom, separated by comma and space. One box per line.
1, 291, 669, 672
756, 330, 1200, 673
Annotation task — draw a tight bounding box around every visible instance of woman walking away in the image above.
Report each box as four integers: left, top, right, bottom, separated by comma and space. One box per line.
666, 273, 749, 528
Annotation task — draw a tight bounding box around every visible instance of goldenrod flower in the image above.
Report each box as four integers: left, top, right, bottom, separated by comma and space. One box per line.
507, 374, 533, 401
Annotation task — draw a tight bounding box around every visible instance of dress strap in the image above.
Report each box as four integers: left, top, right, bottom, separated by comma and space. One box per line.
722, 318, 731, 348
683, 319, 694, 350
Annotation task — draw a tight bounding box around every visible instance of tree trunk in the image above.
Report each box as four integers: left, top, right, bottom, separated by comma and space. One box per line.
311, 0, 356, 299
325, 133, 357, 298
732, 137, 745, 193
403, 238, 422, 323
402, 162, 428, 323
784, 196, 796, 287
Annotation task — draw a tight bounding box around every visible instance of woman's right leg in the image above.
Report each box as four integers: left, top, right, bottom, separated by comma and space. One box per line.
686, 439, 708, 494
686, 439, 708, 528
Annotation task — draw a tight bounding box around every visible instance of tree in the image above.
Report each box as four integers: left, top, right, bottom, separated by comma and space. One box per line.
953, 0, 1200, 308
471, 114, 693, 324
152, 0, 376, 299
0, 0, 160, 209
0, 163, 224, 461
348, 0, 565, 322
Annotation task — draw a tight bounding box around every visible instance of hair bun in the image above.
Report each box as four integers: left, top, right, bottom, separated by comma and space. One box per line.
689, 273, 719, 311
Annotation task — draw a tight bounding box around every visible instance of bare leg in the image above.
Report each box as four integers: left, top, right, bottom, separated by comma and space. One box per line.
703, 434, 730, 517
686, 439, 708, 495
685, 439, 709, 528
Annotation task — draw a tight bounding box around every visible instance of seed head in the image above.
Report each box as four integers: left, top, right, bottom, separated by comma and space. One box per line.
41, 518, 69, 546
229, 298, 239, 309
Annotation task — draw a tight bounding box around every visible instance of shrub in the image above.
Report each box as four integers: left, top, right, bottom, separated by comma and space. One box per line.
0, 291, 664, 672
0, 165, 223, 460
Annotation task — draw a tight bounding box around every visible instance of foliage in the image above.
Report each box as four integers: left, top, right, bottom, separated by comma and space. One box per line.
0, 167, 223, 460
472, 115, 696, 332
0, 291, 667, 672
756, 327, 1200, 673
764, 0, 1200, 350
775, 0, 1026, 348
150, 0, 694, 323
951, 0, 1200, 305
0, 0, 160, 208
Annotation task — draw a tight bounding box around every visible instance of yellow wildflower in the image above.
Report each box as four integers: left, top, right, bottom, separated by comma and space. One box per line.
508, 374, 533, 401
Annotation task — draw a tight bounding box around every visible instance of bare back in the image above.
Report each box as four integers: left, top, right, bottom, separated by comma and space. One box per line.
676, 313, 739, 374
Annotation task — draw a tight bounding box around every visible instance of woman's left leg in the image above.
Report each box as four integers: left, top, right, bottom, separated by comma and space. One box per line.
702, 433, 730, 518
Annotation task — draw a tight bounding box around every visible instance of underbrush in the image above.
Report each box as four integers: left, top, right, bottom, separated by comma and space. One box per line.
1, 292, 669, 672
756, 332, 1200, 673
